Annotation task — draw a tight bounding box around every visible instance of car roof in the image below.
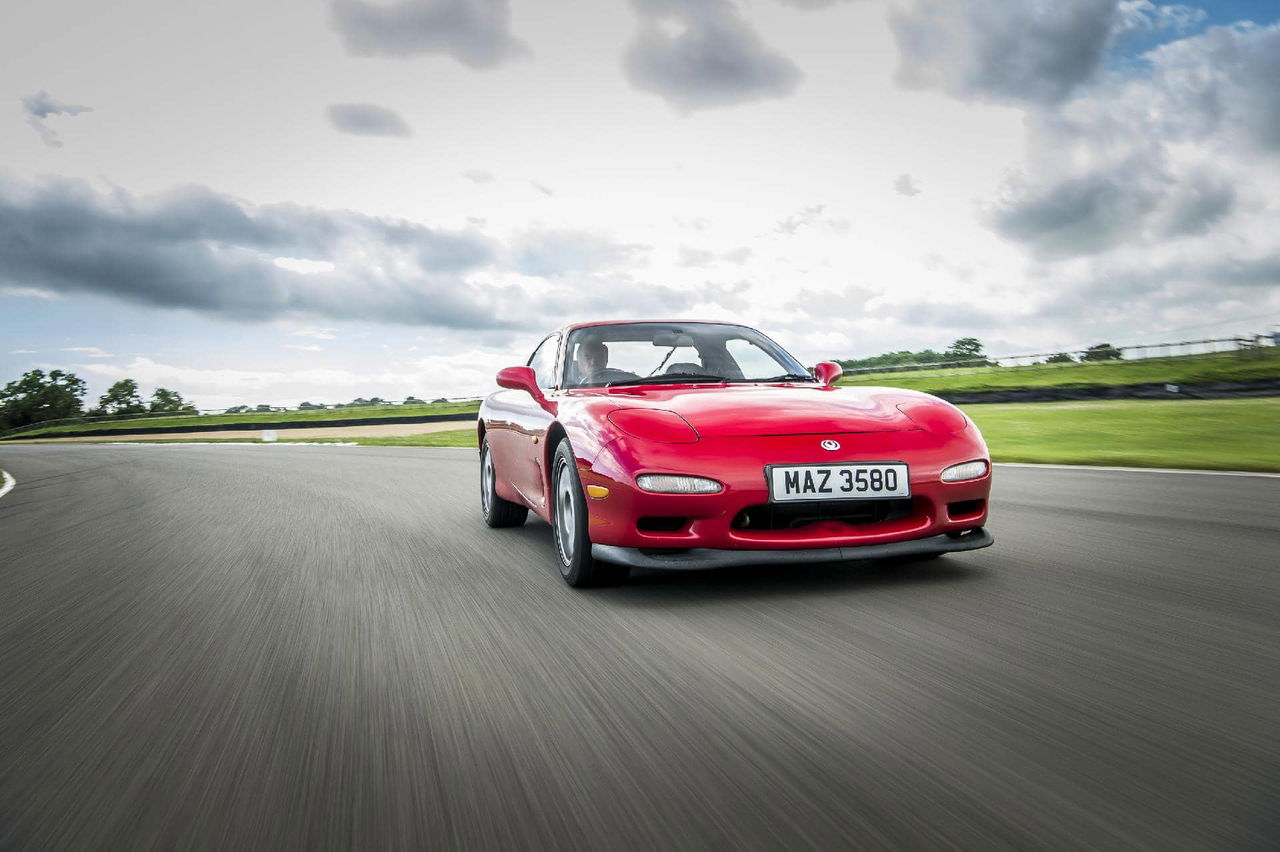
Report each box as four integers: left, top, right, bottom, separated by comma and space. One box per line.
557, 319, 748, 336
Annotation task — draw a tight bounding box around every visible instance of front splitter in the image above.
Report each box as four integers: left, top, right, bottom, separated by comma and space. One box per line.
592, 527, 993, 571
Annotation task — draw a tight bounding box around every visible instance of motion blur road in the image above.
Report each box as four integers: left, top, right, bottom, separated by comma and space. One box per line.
1, 445, 1275, 850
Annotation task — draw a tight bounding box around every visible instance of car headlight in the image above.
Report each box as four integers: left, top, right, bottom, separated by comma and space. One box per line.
941, 460, 989, 482
636, 474, 723, 494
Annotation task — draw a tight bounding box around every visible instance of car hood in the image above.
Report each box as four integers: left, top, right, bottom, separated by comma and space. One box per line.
598, 384, 921, 437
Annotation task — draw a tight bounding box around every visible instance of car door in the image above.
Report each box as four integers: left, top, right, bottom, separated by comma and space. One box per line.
498, 334, 559, 513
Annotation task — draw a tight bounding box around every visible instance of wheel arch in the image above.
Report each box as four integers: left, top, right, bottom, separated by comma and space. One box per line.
543, 421, 569, 502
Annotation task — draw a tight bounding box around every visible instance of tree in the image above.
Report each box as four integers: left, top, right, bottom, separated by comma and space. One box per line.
0, 369, 87, 430
403, 396, 424, 405
97, 379, 148, 416
150, 387, 196, 414
945, 337, 985, 362
1046, 352, 1075, 364
225, 405, 249, 414
254, 404, 273, 413
1082, 343, 1123, 361
298, 401, 325, 410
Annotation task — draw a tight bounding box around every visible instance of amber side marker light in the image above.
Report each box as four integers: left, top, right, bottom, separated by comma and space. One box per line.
586, 485, 610, 499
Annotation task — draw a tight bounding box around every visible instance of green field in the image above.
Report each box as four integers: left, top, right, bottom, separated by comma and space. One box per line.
963, 398, 1280, 472
368, 401, 1278, 471
314, 430, 477, 448
2, 400, 482, 439
840, 348, 1280, 394
7, 400, 1277, 470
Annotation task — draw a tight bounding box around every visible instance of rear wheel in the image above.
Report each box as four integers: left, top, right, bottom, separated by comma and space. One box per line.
480, 435, 528, 528
552, 440, 628, 587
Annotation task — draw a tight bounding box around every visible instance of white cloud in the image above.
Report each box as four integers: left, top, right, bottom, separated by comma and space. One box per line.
326, 103, 414, 137
61, 346, 113, 357
1114, 1, 1205, 36
292, 327, 338, 340
80, 353, 508, 410
624, 0, 803, 110
272, 257, 338, 274
331, 0, 529, 68
890, 0, 1118, 106
894, 174, 921, 196
775, 204, 827, 234
1, 286, 60, 300
21, 90, 93, 148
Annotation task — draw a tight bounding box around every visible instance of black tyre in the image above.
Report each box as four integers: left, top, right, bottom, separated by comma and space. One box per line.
480, 435, 529, 528
551, 440, 629, 587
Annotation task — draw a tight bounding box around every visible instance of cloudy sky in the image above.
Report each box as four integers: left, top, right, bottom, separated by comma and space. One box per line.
2, 0, 1278, 409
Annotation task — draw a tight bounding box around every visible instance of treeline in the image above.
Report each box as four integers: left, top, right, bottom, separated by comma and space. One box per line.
221, 396, 448, 414
0, 371, 195, 431
836, 338, 994, 370
1, 369, 456, 430
837, 339, 1124, 371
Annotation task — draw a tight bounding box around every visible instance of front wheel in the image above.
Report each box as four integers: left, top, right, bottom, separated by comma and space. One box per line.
480, 435, 528, 528
551, 440, 628, 587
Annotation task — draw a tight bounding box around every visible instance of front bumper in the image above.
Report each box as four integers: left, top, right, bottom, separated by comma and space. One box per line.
592, 526, 993, 571
583, 430, 992, 551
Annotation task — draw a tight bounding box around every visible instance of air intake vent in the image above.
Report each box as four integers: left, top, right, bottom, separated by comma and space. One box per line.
732, 499, 913, 530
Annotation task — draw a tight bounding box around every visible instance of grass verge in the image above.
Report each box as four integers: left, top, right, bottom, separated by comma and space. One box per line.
19, 429, 481, 448
3, 401, 482, 439
841, 348, 1280, 394
962, 398, 1280, 472
320, 430, 477, 448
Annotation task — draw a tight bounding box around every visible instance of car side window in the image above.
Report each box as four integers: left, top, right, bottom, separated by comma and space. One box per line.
527, 335, 560, 389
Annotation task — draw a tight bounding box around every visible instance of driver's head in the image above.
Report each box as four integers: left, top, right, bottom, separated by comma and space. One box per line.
576, 340, 608, 375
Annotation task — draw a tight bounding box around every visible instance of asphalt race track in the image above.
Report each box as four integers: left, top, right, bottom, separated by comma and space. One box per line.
1, 445, 1276, 850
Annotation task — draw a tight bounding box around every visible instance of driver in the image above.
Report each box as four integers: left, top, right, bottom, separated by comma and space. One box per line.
575, 340, 608, 381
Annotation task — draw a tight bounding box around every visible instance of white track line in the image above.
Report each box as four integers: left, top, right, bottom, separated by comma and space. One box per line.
103, 441, 360, 447
0, 469, 15, 500
995, 462, 1280, 479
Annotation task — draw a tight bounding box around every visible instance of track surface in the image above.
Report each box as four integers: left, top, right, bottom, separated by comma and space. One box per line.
1, 446, 1275, 850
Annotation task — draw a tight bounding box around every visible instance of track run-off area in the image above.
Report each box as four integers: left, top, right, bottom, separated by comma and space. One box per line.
0, 445, 1276, 849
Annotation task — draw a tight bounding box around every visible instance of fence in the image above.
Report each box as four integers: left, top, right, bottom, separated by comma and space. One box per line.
840, 334, 1278, 377
5, 332, 1278, 438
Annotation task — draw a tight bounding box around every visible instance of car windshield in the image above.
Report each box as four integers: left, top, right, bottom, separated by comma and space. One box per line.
562, 322, 813, 388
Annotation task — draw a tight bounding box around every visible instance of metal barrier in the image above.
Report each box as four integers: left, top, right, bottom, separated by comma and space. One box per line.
840, 334, 1277, 378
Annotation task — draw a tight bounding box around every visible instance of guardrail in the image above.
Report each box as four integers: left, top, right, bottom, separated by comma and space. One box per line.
839, 334, 1277, 377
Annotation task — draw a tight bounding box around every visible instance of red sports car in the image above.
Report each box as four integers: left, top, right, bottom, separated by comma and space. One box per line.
479, 320, 993, 586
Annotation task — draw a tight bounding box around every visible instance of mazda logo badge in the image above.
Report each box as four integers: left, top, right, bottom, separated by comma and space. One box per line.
821, 439, 840, 451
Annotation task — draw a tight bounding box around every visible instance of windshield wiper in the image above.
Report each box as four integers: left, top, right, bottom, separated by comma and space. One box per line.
748, 373, 819, 383
607, 372, 727, 387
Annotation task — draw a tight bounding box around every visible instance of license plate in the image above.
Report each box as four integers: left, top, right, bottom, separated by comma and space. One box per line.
767, 463, 910, 502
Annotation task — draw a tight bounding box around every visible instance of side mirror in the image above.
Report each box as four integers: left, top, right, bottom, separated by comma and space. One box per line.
496, 366, 546, 402
813, 361, 843, 388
